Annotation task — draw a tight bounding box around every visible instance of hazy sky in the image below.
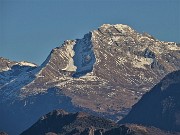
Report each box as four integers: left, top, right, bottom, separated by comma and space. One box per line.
0, 0, 180, 65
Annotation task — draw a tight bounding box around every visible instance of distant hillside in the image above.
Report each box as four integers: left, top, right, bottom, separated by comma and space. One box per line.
120, 70, 180, 132
20, 109, 178, 135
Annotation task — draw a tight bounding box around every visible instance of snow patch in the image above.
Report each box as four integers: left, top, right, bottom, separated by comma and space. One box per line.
99, 24, 134, 33
1, 67, 11, 72
167, 44, 180, 51
132, 57, 154, 69
19, 61, 37, 67
62, 41, 77, 71
114, 24, 134, 32
100, 24, 111, 29
112, 36, 121, 42
72, 33, 96, 77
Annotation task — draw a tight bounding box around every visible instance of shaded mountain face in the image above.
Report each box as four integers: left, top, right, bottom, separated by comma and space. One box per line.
0, 132, 8, 135
0, 24, 180, 134
120, 70, 180, 132
21, 109, 178, 135
20, 109, 118, 135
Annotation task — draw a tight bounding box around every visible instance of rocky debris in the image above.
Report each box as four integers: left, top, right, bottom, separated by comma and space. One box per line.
120, 70, 180, 132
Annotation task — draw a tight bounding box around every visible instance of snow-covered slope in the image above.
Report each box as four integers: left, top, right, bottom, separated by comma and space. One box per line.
0, 58, 37, 101
0, 24, 180, 135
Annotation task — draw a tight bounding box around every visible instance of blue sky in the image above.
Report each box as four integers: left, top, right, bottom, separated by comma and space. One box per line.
0, 0, 180, 65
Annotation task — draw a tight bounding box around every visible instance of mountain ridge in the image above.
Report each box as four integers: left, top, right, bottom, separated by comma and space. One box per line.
20, 109, 180, 135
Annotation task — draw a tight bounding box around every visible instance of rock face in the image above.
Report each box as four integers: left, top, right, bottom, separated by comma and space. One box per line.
0, 24, 180, 134
120, 70, 180, 132
20, 109, 178, 135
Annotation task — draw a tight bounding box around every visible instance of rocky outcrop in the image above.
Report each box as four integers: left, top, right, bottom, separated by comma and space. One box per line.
0, 57, 36, 72
120, 70, 180, 132
0, 57, 16, 72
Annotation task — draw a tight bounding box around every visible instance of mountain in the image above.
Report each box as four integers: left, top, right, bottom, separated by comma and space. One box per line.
20, 109, 178, 135
119, 70, 180, 132
0, 24, 180, 134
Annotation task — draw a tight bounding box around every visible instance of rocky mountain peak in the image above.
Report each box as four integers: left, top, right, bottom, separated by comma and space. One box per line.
18, 22, 179, 118
2, 24, 180, 105
35, 23, 180, 81
99, 24, 135, 33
